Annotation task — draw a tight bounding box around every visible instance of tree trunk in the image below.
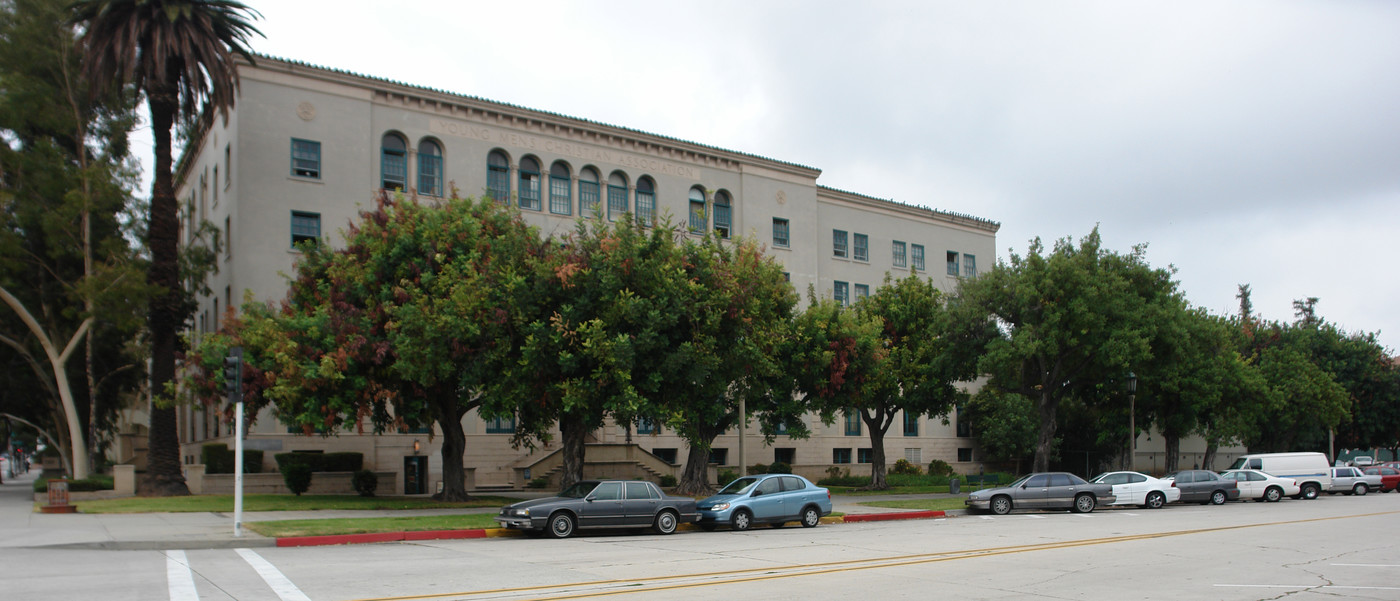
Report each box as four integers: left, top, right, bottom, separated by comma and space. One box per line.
1202, 442, 1217, 471
864, 410, 891, 490
433, 404, 472, 502
1164, 433, 1180, 473
559, 415, 588, 488
1033, 389, 1058, 473
675, 442, 715, 496
139, 88, 189, 496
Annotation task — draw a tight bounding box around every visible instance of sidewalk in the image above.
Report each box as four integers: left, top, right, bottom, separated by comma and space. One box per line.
0, 470, 963, 550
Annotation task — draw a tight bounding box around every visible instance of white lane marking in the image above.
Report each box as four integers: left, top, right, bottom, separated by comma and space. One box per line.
236, 548, 312, 601
1073, 514, 1094, 518
1332, 563, 1400, 567
1120, 512, 1140, 516
1216, 584, 1400, 591
979, 516, 996, 520
1024, 514, 1046, 519
165, 550, 199, 601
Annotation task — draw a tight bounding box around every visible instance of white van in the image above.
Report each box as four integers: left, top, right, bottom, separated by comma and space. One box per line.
1227, 452, 1331, 500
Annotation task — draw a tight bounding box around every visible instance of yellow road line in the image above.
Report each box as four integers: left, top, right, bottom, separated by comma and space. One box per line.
347, 509, 1400, 601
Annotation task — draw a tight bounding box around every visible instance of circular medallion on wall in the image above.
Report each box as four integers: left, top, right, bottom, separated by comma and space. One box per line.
296, 101, 316, 121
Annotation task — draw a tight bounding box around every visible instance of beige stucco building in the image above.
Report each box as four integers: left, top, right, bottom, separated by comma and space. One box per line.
172, 55, 1003, 492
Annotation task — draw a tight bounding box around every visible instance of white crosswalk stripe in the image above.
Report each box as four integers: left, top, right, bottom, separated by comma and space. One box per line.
236, 548, 312, 601
164, 550, 199, 601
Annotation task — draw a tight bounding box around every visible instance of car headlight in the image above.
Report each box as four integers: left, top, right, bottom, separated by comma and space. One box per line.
709, 502, 730, 511
511, 508, 529, 517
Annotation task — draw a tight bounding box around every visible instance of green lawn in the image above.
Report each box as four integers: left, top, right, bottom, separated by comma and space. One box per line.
246, 514, 501, 537
75, 494, 521, 514
857, 497, 968, 512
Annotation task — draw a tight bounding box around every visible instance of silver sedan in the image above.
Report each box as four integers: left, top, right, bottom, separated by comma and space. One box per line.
966, 472, 1116, 515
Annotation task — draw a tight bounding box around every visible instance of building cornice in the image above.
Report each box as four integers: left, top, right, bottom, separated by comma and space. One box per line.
817, 185, 1000, 234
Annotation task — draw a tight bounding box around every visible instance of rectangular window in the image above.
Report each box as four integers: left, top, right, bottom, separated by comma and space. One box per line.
290, 211, 320, 248
487, 165, 510, 203
772, 218, 790, 248
963, 254, 977, 277
853, 233, 868, 262
485, 415, 516, 434
956, 403, 971, 437
419, 154, 443, 196
833, 448, 852, 464
579, 179, 601, 216
709, 447, 728, 465
904, 448, 922, 464
713, 203, 731, 238
636, 418, 658, 435
904, 412, 919, 437
957, 448, 973, 462
224, 144, 231, 188
844, 410, 861, 436
382, 152, 407, 191
224, 216, 231, 259
834, 281, 849, 306
549, 175, 571, 215
213, 166, 219, 204
607, 184, 628, 220
689, 199, 706, 232
892, 241, 907, 268
854, 283, 869, 300
858, 448, 873, 464
912, 244, 925, 271
946, 251, 960, 276
774, 448, 795, 465
833, 230, 848, 258
635, 190, 656, 226
519, 171, 541, 211
652, 448, 678, 464
291, 139, 321, 179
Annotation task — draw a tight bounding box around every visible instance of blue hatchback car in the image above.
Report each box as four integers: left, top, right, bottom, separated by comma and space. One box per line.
697, 473, 832, 531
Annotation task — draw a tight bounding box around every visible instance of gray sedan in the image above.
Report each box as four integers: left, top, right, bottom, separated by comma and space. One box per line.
495, 480, 699, 538
966, 472, 1115, 515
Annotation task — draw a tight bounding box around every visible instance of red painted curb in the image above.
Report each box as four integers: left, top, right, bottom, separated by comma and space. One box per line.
841, 510, 944, 522
278, 532, 404, 547
403, 529, 488, 541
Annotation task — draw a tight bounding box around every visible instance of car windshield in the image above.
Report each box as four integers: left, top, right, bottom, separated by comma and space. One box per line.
557, 482, 599, 499
1089, 473, 1107, 483
1006, 474, 1033, 488
718, 476, 761, 495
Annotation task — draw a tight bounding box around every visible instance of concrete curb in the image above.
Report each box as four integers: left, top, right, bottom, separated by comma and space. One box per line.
271, 509, 959, 548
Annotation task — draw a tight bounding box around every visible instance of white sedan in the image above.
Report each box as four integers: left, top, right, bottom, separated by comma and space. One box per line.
1220, 469, 1300, 502
1089, 471, 1181, 509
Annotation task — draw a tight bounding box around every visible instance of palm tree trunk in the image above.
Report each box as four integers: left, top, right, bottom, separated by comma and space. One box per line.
140, 87, 188, 496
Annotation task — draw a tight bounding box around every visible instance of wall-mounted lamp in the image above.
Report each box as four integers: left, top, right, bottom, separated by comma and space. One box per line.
413, 439, 420, 455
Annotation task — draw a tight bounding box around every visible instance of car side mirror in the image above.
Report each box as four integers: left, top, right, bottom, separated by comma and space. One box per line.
751, 490, 763, 497
1020, 484, 1028, 489
584, 496, 595, 503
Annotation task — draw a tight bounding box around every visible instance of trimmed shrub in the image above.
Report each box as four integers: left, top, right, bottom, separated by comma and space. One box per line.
203, 445, 266, 474
527, 476, 551, 489
658, 474, 678, 488
767, 461, 792, 474
817, 474, 871, 487
352, 470, 378, 497
927, 459, 955, 477
747, 463, 770, 475
280, 463, 313, 496
33, 475, 114, 493
891, 459, 923, 475
718, 469, 739, 487
274, 452, 363, 473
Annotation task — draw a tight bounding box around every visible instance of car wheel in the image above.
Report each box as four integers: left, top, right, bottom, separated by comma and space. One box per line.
801, 506, 821, 528
547, 512, 575, 539
991, 495, 1013, 515
1072, 493, 1096, 513
732, 509, 753, 531
1354, 483, 1368, 496
653, 510, 678, 535
1210, 490, 1228, 505
1265, 486, 1283, 502
1299, 483, 1320, 500
1144, 491, 1166, 509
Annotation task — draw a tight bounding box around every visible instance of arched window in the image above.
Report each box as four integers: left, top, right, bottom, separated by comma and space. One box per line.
688, 187, 707, 233
635, 177, 656, 226
518, 156, 541, 211
418, 139, 443, 196
579, 167, 601, 217
713, 190, 732, 238
607, 171, 629, 221
487, 150, 510, 203
549, 161, 572, 215
381, 133, 407, 191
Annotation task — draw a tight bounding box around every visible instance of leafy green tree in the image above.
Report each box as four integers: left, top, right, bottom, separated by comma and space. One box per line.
955, 228, 1172, 472
0, 0, 146, 479
71, 0, 262, 495
962, 388, 1037, 473
497, 215, 685, 488
650, 231, 799, 496
186, 192, 543, 501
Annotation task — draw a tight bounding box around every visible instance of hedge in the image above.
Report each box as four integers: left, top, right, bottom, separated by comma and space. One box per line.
33, 475, 114, 493
201, 443, 264, 474
273, 452, 363, 473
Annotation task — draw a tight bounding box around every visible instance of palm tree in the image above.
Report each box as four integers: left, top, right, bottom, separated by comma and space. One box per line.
71, 0, 261, 495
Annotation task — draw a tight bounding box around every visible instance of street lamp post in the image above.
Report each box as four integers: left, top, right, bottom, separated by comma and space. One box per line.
1127, 372, 1137, 472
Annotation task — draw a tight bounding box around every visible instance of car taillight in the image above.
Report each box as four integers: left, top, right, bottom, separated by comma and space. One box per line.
1171, 481, 1177, 487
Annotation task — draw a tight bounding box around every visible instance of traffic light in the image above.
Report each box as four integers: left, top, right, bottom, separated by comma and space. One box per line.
223, 346, 243, 399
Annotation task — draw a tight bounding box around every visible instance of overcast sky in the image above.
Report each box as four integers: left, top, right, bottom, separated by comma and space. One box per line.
151, 1, 1400, 351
